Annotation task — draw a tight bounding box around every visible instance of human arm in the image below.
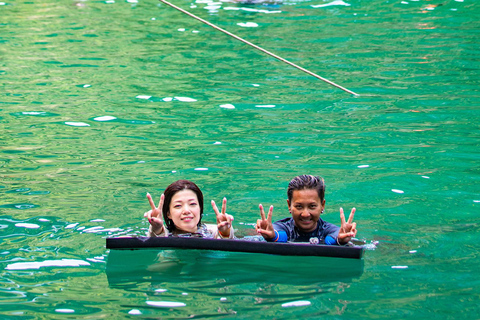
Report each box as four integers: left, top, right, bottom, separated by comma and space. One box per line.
336, 207, 357, 245
144, 193, 166, 237
211, 197, 234, 239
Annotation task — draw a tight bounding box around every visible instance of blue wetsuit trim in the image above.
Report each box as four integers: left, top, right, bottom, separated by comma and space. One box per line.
268, 230, 288, 243
277, 231, 288, 242
325, 235, 336, 245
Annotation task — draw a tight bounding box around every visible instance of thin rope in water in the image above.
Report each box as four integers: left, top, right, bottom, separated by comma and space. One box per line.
158, 0, 359, 96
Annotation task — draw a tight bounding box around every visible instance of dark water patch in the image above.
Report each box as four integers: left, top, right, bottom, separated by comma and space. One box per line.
33, 155, 58, 159
5, 188, 31, 194
43, 61, 63, 64
59, 64, 99, 68
21, 167, 43, 171
119, 161, 147, 166
16, 130, 36, 137
0, 203, 38, 210
117, 119, 156, 125
14, 130, 33, 136
117, 135, 148, 140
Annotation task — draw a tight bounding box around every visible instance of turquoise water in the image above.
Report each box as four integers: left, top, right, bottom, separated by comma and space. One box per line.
1, 0, 479, 318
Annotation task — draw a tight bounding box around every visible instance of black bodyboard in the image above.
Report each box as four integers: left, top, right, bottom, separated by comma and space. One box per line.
106, 237, 364, 259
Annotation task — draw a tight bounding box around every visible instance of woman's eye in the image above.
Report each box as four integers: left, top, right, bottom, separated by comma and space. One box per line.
174, 205, 182, 209
190, 203, 197, 206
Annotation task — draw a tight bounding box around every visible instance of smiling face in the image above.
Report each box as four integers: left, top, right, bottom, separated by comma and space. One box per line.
287, 188, 325, 233
167, 189, 201, 233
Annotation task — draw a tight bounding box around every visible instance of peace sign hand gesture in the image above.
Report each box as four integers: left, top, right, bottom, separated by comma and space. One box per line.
144, 192, 165, 235
211, 197, 234, 238
337, 207, 357, 245
255, 204, 275, 240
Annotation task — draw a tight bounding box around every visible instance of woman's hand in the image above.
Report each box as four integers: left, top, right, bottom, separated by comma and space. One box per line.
211, 197, 234, 237
144, 193, 165, 235
255, 204, 275, 240
337, 207, 357, 245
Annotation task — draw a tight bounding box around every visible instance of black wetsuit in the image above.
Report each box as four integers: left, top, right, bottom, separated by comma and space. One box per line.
270, 217, 340, 243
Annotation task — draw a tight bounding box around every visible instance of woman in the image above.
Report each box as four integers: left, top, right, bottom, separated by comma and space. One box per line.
144, 180, 234, 239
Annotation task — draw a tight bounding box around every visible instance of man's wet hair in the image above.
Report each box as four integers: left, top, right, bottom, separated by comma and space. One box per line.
287, 175, 325, 202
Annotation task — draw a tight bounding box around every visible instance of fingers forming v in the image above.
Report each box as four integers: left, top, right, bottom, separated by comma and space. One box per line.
259, 204, 266, 221
347, 207, 356, 224
147, 193, 156, 211
340, 207, 346, 226
211, 200, 220, 218
267, 205, 273, 223
221, 197, 227, 215
158, 194, 165, 210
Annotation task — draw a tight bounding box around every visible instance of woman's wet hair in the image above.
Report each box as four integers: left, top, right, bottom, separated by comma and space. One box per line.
287, 175, 325, 202
162, 180, 204, 232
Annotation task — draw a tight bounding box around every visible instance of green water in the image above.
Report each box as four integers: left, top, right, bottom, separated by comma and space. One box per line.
1, 0, 479, 318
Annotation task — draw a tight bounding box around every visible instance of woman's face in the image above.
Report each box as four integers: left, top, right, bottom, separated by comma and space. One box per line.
167, 189, 201, 233
287, 188, 325, 233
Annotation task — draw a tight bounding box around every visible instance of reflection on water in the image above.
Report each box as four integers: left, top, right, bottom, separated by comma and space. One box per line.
106, 249, 364, 317
106, 249, 364, 288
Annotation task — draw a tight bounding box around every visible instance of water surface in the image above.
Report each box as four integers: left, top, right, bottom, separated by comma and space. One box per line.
1, 0, 479, 318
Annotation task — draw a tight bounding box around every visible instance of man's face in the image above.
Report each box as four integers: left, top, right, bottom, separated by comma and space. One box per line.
287, 189, 325, 233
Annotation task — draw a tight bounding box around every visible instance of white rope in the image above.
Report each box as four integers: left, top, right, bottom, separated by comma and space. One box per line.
158, 0, 359, 96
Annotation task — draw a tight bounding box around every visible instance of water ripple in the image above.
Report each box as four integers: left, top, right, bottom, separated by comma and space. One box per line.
223, 7, 281, 13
